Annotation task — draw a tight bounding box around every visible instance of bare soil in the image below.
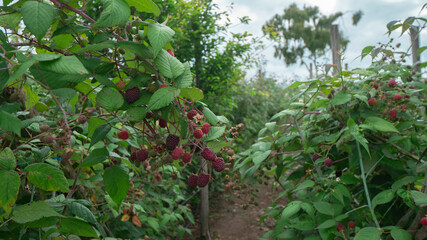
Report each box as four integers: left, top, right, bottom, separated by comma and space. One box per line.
189, 181, 285, 240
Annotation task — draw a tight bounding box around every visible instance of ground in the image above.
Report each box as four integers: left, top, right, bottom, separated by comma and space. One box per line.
189, 180, 285, 240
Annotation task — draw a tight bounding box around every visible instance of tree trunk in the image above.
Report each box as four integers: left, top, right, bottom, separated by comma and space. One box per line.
330, 24, 341, 75
410, 27, 420, 73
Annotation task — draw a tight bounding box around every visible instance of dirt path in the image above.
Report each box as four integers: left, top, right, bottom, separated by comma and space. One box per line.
190, 181, 282, 240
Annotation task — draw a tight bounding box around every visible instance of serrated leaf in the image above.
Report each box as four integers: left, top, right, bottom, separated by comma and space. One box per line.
66, 201, 97, 224
354, 227, 381, 240
90, 124, 111, 148
293, 180, 314, 192
313, 202, 334, 216
126, 0, 160, 16
252, 150, 271, 165
60, 217, 99, 237
0, 147, 16, 170
203, 126, 226, 141
411, 191, 427, 207
4, 59, 36, 89
118, 41, 154, 59
0, 12, 21, 29
390, 229, 411, 240
0, 170, 20, 216
392, 176, 416, 192
332, 92, 351, 106
155, 49, 184, 78
94, 0, 130, 28
147, 217, 160, 232
38, 56, 89, 75
21, 1, 56, 41
24, 163, 69, 192
104, 165, 129, 208
74, 41, 116, 53
271, 109, 298, 120
282, 201, 301, 219
147, 23, 175, 56
179, 87, 203, 102
365, 117, 398, 133
0, 110, 21, 136
207, 141, 230, 153
12, 201, 62, 224
317, 219, 336, 229
126, 107, 146, 121
203, 107, 219, 125
372, 189, 394, 209
96, 87, 124, 111
24, 216, 58, 228
78, 148, 109, 169
147, 87, 180, 111
32, 54, 62, 62
175, 62, 193, 88
348, 118, 370, 157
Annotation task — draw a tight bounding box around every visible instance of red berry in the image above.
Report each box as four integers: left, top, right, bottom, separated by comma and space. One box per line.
166, 134, 179, 151
172, 148, 183, 160
188, 174, 198, 189
124, 87, 141, 104
159, 84, 168, 89
118, 130, 129, 140
388, 78, 397, 87
389, 109, 397, 119
197, 173, 210, 187
372, 84, 379, 89
159, 119, 167, 128
368, 98, 377, 106
201, 123, 210, 134
187, 110, 197, 120
421, 217, 427, 226
348, 221, 356, 229
336, 223, 345, 232
167, 49, 174, 57
182, 153, 191, 163
137, 149, 149, 161
312, 153, 321, 161
201, 147, 216, 161
325, 158, 333, 167
393, 94, 402, 101
193, 129, 203, 139
212, 157, 225, 172
130, 151, 137, 161
116, 80, 126, 90
123, 209, 128, 214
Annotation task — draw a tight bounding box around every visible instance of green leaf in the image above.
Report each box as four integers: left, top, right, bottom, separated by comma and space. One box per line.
313, 202, 334, 216
293, 180, 314, 192
348, 118, 370, 157
203, 107, 219, 125
21, 1, 56, 41
147, 23, 175, 56
147, 217, 160, 232
90, 124, 111, 148
118, 41, 154, 59
207, 141, 230, 153
282, 201, 301, 219
12, 201, 61, 224
88, 117, 107, 137
271, 109, 298, 120
361, 46, 375, 59
60, 217, 99, 237
65, 201, 97, 224
94, 0, 130, 28
38, 56, 89, 75
147, 87, 180, 111
354, 227, 381, 240
126, 0, 160, 16
96, 87, 124, 111
372, 189, 394, 209
74, 41, 116, 53
155, 49, 184, 78
390, 229, 411, 240
0, 170, 20, 216
32, 54, 62, 62
24, 216, 58, 228
317, 219, 336, 229
331, 92, 351, 106
175, 62, 193, 88
0, 12, 21, 29
179, 87, 203, 102
411, 191, 427, 207
4, 60, 37, 89
78, 148, 109, 169
103, 165, 129, 208
24, 163, 69, 192
0, 110, 22, 136
203, 126, 226, 142
392, 176, 416, 192
251, 150, 272, 165
126, 107, 146, 121
0, 147, 16, 170
365, 117, 398, 133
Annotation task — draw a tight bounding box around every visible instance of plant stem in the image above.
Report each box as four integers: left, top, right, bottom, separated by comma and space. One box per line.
356, 141, 380, 228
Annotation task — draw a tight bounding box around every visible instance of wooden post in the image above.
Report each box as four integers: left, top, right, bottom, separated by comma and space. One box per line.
330, 24, 341, 75
309, 63, 313, 79
345, 63, 348, 71
200, 158, 210, 239
410, 27, 420, 73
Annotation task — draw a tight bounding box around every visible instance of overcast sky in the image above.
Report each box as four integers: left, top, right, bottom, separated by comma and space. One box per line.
215, 0, 427, 83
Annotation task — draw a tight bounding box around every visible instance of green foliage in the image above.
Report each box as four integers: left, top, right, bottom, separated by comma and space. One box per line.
237, 16, 427, 240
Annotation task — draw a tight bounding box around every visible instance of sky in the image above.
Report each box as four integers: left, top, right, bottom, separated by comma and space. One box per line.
214, 0, 427, 83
